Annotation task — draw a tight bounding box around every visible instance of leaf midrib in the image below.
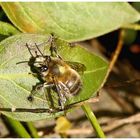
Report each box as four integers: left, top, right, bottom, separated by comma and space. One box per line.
0, 66, 107, 80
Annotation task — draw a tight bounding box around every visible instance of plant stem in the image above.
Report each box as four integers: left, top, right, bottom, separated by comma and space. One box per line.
26, 122, 39, 138
4, 116, 31, 138
122, 23, 140, 30
82, 104, 106, 138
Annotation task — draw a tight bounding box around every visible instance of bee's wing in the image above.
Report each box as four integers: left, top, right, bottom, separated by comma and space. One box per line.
65, 61, 86, 74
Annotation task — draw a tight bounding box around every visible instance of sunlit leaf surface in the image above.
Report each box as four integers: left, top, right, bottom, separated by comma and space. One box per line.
1, 2, 140, 41
0, 34, 108, 121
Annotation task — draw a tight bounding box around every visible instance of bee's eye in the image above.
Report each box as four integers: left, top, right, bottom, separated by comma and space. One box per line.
41, 66, 48, 72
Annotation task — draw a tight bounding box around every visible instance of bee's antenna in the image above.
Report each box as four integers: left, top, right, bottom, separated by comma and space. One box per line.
16, 61, 29, 65
25, 43, 34, 57
35, 43, 44, 57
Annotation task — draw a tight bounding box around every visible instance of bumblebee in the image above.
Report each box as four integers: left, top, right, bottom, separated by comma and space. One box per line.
24, 35, 86, 111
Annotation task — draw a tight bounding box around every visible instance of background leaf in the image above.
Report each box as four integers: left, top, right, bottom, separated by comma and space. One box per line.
1, 2, 140, 41
0, 21, 20, 42
0, 21, 20, 36
0, 34, 108, 121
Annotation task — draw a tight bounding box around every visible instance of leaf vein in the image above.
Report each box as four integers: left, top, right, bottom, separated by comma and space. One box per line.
19, 3, 44, 32
84, 66, 107, 74
0, 93, 15, 108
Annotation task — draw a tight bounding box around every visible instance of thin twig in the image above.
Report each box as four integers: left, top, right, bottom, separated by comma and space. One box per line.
66, 128, 93, 136
107, 29, 125, 79
103, 113, 140, 132
63, 113, 140, 135
106, 89, 134, 113
99, 29, 135, 114
104, 78, 140, 88
100, 29, 125, 90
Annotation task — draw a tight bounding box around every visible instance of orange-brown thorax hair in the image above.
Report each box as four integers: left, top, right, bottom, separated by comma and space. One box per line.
42, 57, 71, 82
40, 56, 82, 95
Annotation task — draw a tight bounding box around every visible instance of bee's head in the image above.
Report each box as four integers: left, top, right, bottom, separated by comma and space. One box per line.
31, 55, 51, 75
23, 42, 51, 76
17, 43, 52, 80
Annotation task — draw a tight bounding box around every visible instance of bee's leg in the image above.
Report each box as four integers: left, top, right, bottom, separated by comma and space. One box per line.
54, 84, 65, 110
28, 83, 44, 101
50, 44, 62, 60
57, 90, 66, 110
28, 72, 38, 77
49, 35, 55, 57
27, 83, 44, 102
59, 82, 72, 99
57, 82, 73, 116
28, 82, 55, 102
45, 87, 55, 110
43, 83, 60, 113
52, 78, 67, 110
49, 34, 63, 60
58, 84, 72, 116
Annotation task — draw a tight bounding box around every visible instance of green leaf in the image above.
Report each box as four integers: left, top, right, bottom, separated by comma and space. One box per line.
1, 2, 140, 41
4, 116, 31, 138
0, 34, 108, 121
124, 29, 137, 45
0, 21, 20, 36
